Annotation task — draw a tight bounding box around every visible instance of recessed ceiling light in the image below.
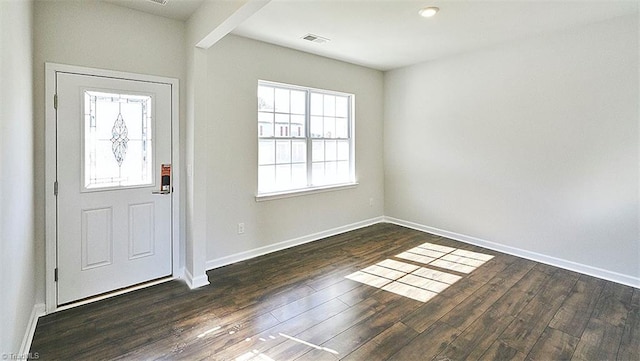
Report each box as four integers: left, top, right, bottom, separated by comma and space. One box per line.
419, 6, 439, 18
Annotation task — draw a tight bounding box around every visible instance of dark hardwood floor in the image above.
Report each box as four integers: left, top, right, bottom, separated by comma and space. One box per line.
30, 223, 639, 360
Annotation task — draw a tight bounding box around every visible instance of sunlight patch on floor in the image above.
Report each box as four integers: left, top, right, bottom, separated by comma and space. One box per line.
278, 333, 339, 355
196, 325, 222, 338
234, 332, 339, 361
377, 258, 420, 273
396, 251, 436, 265
346, 242, 493, 302
382, 281, 438, 302
236, 350, 276, 361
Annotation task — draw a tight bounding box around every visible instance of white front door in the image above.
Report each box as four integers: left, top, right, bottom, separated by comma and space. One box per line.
56, 72, 172, 305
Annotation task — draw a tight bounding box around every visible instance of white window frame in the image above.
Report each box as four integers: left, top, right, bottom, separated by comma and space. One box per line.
256, 80, 356, 201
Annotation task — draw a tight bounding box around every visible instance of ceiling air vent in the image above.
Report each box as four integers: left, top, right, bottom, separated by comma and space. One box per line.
302, 34, 330, 44
147, 0, 168, 5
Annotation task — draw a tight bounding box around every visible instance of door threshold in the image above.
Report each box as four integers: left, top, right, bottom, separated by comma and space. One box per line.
54, 276, 174, 313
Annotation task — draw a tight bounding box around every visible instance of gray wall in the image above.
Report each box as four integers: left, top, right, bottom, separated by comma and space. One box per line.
1, 0, 35, 354
203, 35, 385, 262
384, 15, 639, 278
14, 4, 639, 351
33, 0, 187, 302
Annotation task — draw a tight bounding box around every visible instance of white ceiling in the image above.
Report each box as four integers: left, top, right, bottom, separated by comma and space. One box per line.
104, 0, 204, 21
232, 0, 638, 71
105, 0, 638, 71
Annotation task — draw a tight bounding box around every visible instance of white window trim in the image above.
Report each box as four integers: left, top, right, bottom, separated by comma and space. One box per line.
255, 182, 359, 202
256, 80, 356, 198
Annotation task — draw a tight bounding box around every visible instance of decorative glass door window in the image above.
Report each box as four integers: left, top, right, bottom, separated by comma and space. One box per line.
83, 91, 154, 190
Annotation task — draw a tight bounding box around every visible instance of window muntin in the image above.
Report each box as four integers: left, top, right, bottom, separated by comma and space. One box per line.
258, 81, 353, 194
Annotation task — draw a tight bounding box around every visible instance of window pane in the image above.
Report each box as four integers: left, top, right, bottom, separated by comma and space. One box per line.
258, 86, 274, 111
84, 91, 152, 190
275, 113, 289, 123
336, 96, 348, 117
323, 94, 335, 116
92, 141, 120, 186
259, 124, 274, 138
93, 101, 117, 140
275, 140, 291, 164
292, 163, 307, 187
275, 124, 290, 137
324, 117, 336, 138
337, 140, 349, 161
292, 140, 306, 163
258, 140, 275, 165
325, 161, 337, 184
275, 113, 289, 137
291, 90, 306, 115
121, 102, 143, 139
275, 164, 291, 189
310, 93, 323, 116
312, 162, 325, 185
312, 140, 324, 162
275, 88, 289, 113
120, 141, 144, 186
259, 165, 276, 192
291, 115, 305, 138
325, 140, 337, 161
337, 161, 350, 182
336, 117, 348, 138
310, 116, 323, 138
258, 112, 274, 137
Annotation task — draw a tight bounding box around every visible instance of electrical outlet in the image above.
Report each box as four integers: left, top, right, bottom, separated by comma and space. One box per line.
237, 223, 245, 234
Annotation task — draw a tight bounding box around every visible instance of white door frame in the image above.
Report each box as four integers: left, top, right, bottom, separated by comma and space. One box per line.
45, 63, 181, 313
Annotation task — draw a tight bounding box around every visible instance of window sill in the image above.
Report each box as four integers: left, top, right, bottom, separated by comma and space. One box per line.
255, 182, 359, 202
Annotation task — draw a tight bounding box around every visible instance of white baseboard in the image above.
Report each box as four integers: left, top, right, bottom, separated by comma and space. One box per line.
202, 215, 638, 289
384, 216, 640, 289
183, 267, 210, 289
206, 216, 385, 271
19, 303, 45, 357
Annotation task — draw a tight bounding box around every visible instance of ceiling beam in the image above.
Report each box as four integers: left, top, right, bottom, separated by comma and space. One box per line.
194, 0, 270, 49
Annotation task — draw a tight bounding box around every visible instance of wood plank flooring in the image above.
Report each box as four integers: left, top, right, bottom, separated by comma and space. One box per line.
30, 223, 640, 360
